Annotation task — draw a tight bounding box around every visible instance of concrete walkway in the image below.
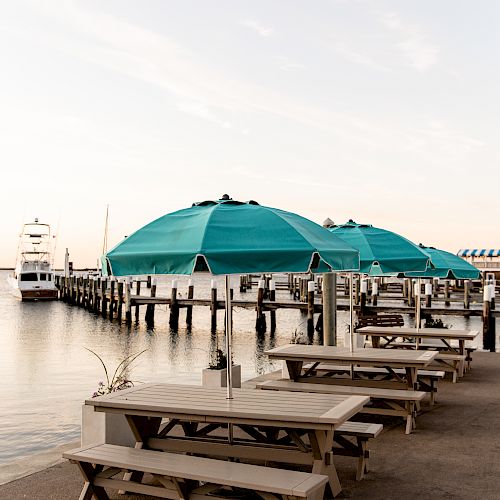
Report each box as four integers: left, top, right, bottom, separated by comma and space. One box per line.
1, 351, 500, 499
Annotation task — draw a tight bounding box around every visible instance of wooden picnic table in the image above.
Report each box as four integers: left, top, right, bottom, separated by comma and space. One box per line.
357, 326, 479, 355
86, 383, 369, 497
265, 344, 437, 391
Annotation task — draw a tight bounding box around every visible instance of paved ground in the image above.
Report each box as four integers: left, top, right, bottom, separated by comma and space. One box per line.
1, 351, 500, 499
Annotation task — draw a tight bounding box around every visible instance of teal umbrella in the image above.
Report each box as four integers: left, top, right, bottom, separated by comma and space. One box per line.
328, 220, 431, 343
406, 245, 480, 280
105, 196, 360, 397
106, 199, 359, 277
328, 220, 430, 275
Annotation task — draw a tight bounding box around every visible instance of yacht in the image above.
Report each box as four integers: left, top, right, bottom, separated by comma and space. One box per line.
7, 219, 58, 300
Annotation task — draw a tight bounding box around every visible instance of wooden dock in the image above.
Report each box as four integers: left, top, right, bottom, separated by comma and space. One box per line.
54, 273, 498, 351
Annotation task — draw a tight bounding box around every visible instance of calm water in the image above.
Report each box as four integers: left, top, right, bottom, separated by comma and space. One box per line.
0, 271, 490, 464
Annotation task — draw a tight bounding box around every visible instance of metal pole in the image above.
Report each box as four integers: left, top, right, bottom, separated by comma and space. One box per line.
225, 275, 233, 399
416, 278, 421, 332
349, 272, 354, 352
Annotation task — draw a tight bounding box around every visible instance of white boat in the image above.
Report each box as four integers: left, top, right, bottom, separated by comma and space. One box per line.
7, 219, 58, 300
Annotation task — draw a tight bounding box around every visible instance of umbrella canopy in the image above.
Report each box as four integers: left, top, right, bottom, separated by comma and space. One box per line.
105, 198, 360, 276
328, 220, 430, 275
406, 245, 480, 280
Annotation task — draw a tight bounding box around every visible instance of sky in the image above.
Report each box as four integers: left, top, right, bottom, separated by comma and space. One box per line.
0, 0, 498, 268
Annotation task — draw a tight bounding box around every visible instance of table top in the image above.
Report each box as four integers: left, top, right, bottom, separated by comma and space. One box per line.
357, 326, 479, 341
86, 383, 368, 428
265, 344, 437, 368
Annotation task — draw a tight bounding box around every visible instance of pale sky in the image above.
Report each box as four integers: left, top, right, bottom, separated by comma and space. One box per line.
0, 0, 498, 268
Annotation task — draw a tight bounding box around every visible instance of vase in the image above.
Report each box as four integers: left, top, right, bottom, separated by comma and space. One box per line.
201, 365, 242, 389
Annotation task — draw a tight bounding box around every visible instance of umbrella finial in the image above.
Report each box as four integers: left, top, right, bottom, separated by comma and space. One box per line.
221, 194, 231, 200
322, 217, 335, 228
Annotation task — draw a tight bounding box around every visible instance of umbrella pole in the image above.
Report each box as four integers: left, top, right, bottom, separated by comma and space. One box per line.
349, 272, 354, 353
416, 278, 421, 334
225, 275, 233, 400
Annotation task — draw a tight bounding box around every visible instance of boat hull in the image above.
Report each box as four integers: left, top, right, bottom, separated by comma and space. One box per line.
20, 289, 59, 301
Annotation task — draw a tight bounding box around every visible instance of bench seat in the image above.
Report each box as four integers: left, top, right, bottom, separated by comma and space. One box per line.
357, 314, 404, 329
378, 341, 475, 372
303, 363, 444, 406
258, 379, 424, 435
64, 443, 328, 500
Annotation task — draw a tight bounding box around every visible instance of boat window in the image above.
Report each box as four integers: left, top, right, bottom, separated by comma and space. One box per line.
48, 274, 52, 281
40, 273, 47, 281
20, 273, 38, 281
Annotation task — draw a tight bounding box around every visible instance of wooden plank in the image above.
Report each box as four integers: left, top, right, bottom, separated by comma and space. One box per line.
66, 444, 328, 496
86, 383, 364, 425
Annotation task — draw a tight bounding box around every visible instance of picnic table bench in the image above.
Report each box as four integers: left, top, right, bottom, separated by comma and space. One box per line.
64, 443, 328, 500
303, 365, 444, 406
258, 379, 424, 435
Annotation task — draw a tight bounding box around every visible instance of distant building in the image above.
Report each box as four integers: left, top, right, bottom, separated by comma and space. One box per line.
457, 249, 500, 281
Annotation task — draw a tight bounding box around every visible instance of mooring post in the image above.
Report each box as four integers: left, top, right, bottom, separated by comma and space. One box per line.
444, 280, 450, 306
269, 279, 276, 333
354, 277, 360, 306
109, 277, 116, 319
306, 281, 315, 335
359, 279, 367, 316
76, 277, 81, 306
101, 278, 108, 318
490, 281, 496, 310
117, 280, 124, 320
372, 279, 378, 306
483, 284, 495, 351
94, 277, 100, 313
425, 281, 432, 308
125, 277, 132, 324
186, 279, 194, 328
210, 280, 217, 332
87, 276, 93, 309
464, 280, 470, 309
256, 279, 266, 333
145, 278, 157, 325
407, 279, 414, 308
169, 279, 179, 329
135, 279, 141, 321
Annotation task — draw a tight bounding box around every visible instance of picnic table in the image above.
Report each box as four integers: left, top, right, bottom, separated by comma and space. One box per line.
265, 344, 437, 391
86, 383, 369, 497
356, 326, 479, 355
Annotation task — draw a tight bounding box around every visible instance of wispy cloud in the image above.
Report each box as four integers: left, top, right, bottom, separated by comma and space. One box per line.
332, 43, 390, 72
241, 19, 274, 37
177, 101, 232, 129
276, 56, 306, 72
25, 2, 477, 165
381, 12, 439, 72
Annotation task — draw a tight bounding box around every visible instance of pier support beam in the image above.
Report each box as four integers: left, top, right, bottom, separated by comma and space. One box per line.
322, 273, 337, 346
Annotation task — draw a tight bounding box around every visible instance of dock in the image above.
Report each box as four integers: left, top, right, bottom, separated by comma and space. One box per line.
53, 274, 498, 351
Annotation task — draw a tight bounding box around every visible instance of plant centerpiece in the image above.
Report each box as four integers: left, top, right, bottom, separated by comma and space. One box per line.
81, 348, 147, 447
202, 344, 241, 389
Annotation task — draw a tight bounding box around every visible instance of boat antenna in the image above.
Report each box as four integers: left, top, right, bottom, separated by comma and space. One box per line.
102, 204, 109, 257
52, 215, 61, 268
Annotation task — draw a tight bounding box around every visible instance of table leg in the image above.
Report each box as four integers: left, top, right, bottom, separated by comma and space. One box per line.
405, 367, 418, 391
285, 360, 304, 381
309, 430, 341, 497
371, 336, 381, 348
123, 415, 162, 487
